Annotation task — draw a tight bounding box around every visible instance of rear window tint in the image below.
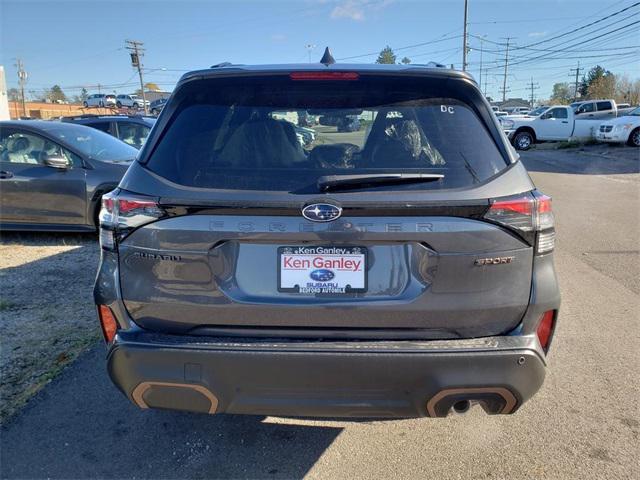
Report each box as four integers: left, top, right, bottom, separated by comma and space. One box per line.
146, 75, 507, 193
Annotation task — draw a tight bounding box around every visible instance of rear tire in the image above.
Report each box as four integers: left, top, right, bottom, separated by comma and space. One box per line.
133, 102, 139, 109
83, 101, 88, 108
513, 131, 534, 151
116, 101, 122, 108
627, 128, 640, 147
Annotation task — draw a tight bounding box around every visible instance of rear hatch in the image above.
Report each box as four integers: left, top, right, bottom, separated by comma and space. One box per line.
110, 69, 542, 339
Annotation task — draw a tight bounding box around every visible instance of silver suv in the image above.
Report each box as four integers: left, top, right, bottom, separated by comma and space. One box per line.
115, 94, 150, 109
94, 59, 560, 418
83, 93, 116, 108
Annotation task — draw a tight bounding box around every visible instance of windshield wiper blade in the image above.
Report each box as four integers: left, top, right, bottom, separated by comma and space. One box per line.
317, 173, 444, 192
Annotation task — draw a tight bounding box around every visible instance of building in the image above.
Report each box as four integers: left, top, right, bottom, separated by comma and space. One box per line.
0, 66, 9, 121
143, 90, 171, 103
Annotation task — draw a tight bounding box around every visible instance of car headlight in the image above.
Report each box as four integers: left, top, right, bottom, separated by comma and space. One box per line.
501, 119, 515, 129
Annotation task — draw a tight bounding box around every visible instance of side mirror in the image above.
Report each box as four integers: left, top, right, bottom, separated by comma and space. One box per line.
43, 155, 70, 169
541, 113, 551, 119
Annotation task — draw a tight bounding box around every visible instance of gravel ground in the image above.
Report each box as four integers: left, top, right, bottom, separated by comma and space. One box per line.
0, 232, 100, 422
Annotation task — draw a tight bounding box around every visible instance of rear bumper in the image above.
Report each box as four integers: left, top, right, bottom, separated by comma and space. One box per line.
107, 331, 547, 418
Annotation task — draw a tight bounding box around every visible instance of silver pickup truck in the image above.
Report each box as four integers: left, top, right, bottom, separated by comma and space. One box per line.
570, 99, 635, 120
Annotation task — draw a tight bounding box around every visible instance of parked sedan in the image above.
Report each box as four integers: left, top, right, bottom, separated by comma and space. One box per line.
115, 94, 150, 109
62, 114, 156, 149
0, 121, 137, 231
595, 106, 640, 147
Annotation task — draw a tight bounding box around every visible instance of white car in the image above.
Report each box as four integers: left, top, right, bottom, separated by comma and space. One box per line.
595, 106, 640, 147
115, 94, 150, 109
84, 94, 116, 108
491, 106, 509, 117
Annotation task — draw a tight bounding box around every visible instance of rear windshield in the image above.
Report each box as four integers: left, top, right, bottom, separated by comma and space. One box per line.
146, 75, 507, 193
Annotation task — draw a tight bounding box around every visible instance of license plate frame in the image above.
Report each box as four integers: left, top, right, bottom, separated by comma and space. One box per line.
277, 246, 368, 295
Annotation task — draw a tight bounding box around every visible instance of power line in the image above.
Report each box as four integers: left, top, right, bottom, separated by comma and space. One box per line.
471, 3, 640, 73
483, 19, 640, 70
336, 30, 462, 61
506, 13, 640, 62
469, 16, 577, 25
468, 43, 640, 56
513, 1, 640, 50
511, 20, 640, 66
404, 46, 461, 60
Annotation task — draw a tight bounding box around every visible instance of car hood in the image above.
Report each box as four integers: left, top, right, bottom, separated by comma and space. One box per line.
503, 114, 533, 120
502, 116, 535, 126
600, 115, 640, 126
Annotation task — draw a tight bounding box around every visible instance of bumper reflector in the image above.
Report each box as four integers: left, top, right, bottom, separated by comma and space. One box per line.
98, 305, 118, 343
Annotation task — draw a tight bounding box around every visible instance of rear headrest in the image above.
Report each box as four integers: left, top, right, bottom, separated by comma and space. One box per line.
309, 143, 359, 169
382, 119, 423, 159
7, 135, 31, 154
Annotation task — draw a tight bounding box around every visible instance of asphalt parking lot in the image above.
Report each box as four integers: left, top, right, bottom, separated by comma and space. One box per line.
1, 144, 638, 480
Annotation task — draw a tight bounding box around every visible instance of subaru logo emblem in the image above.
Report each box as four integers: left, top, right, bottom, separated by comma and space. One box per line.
302, 203, 342, 222
309, 269, 335, 282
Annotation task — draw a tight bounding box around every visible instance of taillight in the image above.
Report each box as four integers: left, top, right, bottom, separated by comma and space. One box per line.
98, 305, 118, 343
536, 310, 556, 352
484, 190, 555, 255
289, 71, 359, 81
99, 189, 165, 250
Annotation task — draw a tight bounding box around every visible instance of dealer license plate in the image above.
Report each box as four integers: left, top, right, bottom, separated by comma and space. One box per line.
278, 246, 367, 294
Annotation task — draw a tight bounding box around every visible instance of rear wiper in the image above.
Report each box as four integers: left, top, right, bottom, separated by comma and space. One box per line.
317, 173, 444, 192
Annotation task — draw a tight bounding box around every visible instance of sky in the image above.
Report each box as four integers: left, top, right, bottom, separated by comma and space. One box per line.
1, 0, 639, 102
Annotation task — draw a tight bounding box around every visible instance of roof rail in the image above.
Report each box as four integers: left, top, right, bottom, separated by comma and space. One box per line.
410, 62, 447, 69
210, 62, 237, 68
60, 113, 149, 120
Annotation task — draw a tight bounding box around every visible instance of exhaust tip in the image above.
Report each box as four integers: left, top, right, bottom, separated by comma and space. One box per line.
426, 387, 517, 417
452, 400, 471, 414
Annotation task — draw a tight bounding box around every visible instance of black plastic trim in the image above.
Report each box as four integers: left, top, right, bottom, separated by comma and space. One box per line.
159, 201, 490, 218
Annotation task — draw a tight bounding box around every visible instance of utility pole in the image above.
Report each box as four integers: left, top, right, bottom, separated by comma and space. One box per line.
569, 61, 583, 102
15, 58, 27, 117
500, 37, 512, 103
482, 68, 488, 97
462, 0, 469, 71
478, 35, 486, 92
125, 39, 148, 114
527, 77, 540, 108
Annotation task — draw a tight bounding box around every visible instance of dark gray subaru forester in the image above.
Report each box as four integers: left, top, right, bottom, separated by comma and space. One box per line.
94, 56, 560, 418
